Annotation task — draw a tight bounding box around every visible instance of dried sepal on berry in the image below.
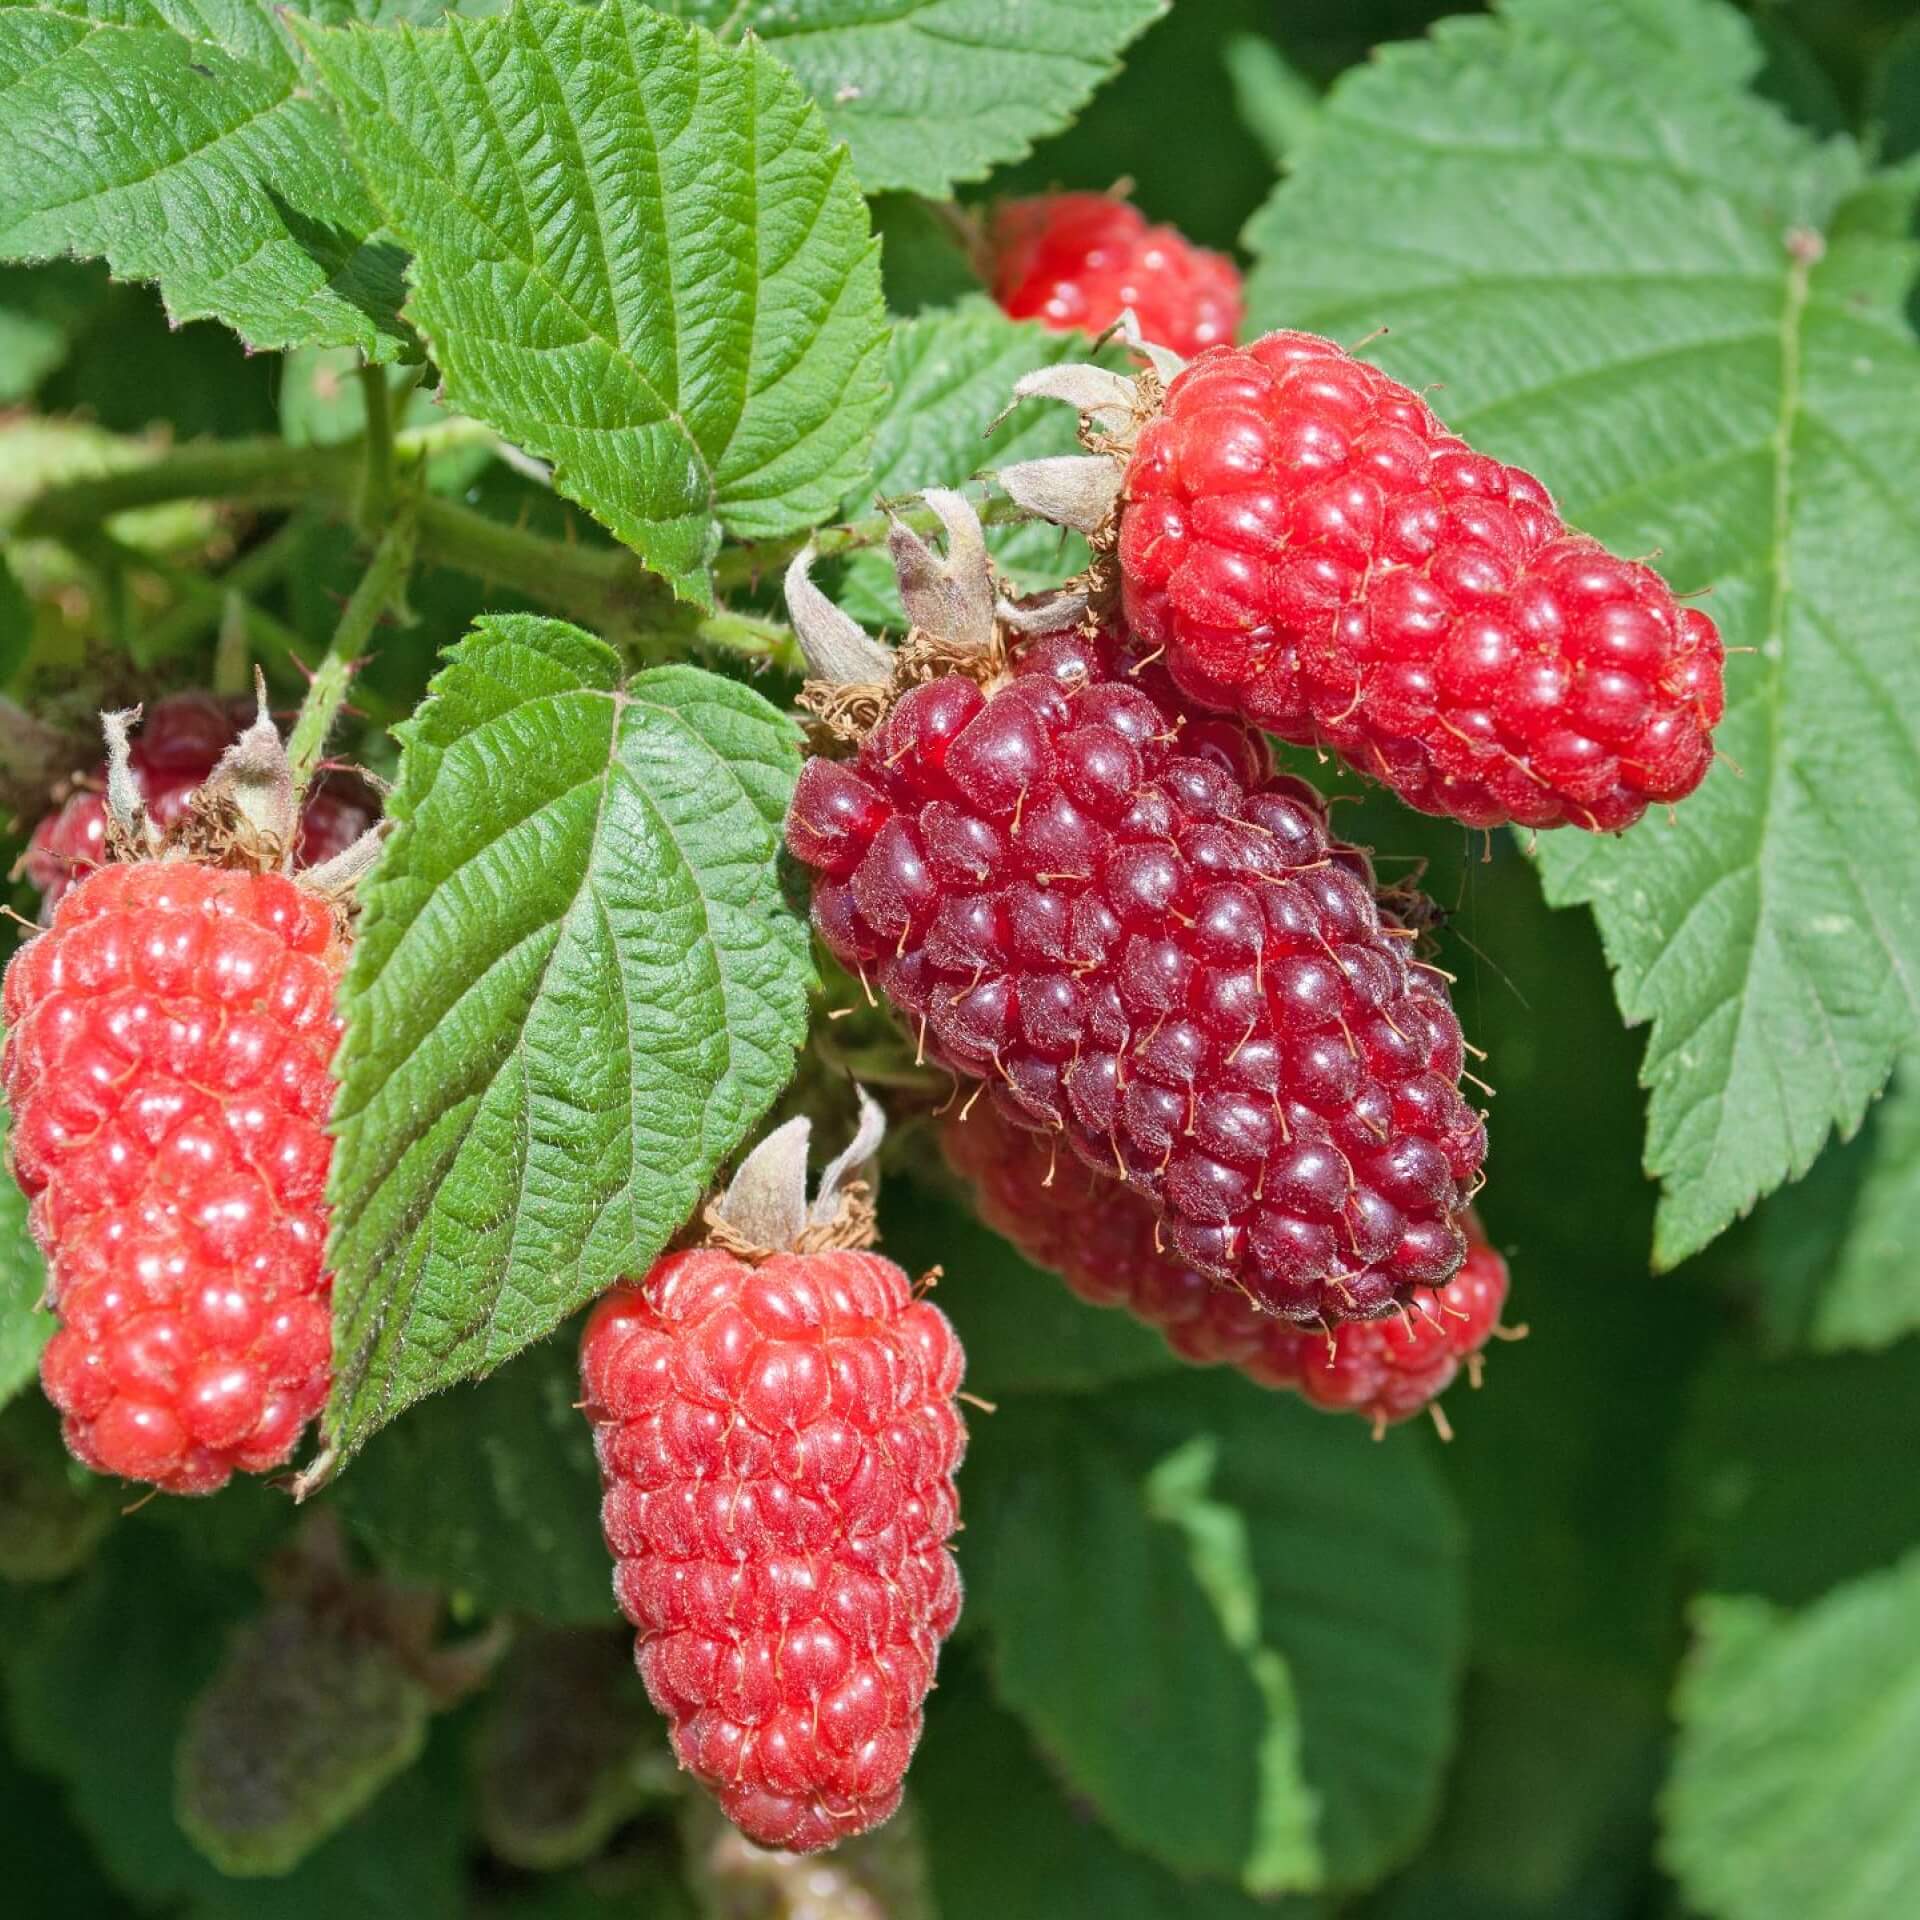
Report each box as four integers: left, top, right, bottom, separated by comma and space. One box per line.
998, 327, 1726, 833
580, 1097, 967, 1855
21, 689, 380, 917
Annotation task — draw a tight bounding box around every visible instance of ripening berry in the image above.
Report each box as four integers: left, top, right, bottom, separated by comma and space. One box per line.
580, 1248, 966, 1854
990, 193, 1243, 356
1117, 331, 1724, 830
786, 627, 1485, 1323
4, 862, 345, 1493
939, 1095, 1508, 1430
24, 692, 377, 911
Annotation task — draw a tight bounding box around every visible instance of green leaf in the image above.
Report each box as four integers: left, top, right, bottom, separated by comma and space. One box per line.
1746, 1058, 1920, 1353
1663, 1554, 1920, 1920
303, 0, 887, 608
833, 300, 1107, 627
1242, 0, 1920, 1267
334, 1333, 611, 1621
176, 1600, 431, 1877
663, 0, 1168, 197
878, 1169, 1178, 1397
965, 1372, 1463, 1892
1868, 22, 1920, 167
1675, 1337, 1920, 1608
1366, 1668, 1663, 1920
920, 1658, 1307, 1920
324, 619, 809, 1460
0, 1081, 50, 1410
0, 0, 415, 358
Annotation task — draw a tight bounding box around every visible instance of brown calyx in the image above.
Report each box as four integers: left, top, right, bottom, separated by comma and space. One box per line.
698, 1092, 887, 1265
95, 675, 388, 921
789, 487, 1086, 754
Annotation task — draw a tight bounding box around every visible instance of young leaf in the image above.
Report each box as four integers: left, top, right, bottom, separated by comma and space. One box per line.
662, 0, 1168, 197
303, 0, 887, 608
964, 1371, 1464, 1892
176, 1601, 431, 1878
476, 1629, 675, 1871
1663, 1554, 1920, 1920
323, 618, 809, 1463
334, 1335, 612, 1622
0, 0, 414, 358
1242, 0, 1920, 1267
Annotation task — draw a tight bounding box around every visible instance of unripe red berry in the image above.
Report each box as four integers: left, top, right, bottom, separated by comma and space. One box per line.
786, 628, 1485, 1323
1116, 331, 1723, 830
940, 1097, 1509, 1430
4, 862, 345, 1493
990, 194, 1242, 357
581, 1247, 966, 1854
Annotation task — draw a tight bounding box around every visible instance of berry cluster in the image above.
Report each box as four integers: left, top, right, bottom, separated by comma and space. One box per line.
940, 1069, 1509, 1432
1084, 330, 1724, 830
989, 193, 1243, 357
5, 862, 344, 1492
787, 624, 1484, 1323
25, 692, 376, 911
580, 1246, 965, 1854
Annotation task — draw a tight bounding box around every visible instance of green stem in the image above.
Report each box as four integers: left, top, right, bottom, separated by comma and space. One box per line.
19, 440, 358, 535
287, 511, 415, 792
358, 363, 397, 526
18, 429, 852, 667
137, 517, 311, 666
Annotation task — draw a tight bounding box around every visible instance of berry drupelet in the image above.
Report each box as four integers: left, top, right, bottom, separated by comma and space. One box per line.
580, 1111, 966, 1853
939, 1020, 1511, 1433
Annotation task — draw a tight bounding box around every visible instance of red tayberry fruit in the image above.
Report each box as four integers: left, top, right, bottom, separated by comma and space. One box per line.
4, 862, 345, 1493
1112, 330, 1724, 829
990, 193, 1242, 357
786, 626, 1485, 1323
940, 1097, 1507, 1430
24, 692, 377, 912
581, 1247, 966, 1854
